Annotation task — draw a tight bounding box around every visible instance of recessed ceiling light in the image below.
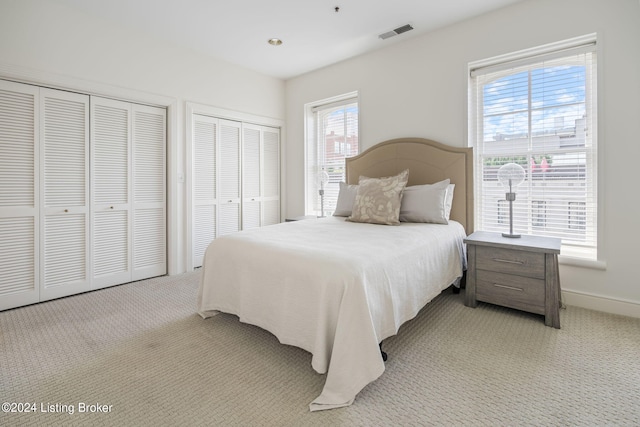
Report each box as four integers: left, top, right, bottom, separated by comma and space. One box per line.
268, 38, 283, 46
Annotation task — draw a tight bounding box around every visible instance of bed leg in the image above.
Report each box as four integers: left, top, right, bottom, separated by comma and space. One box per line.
379, 342, 388, 362
452, 271, 467, 294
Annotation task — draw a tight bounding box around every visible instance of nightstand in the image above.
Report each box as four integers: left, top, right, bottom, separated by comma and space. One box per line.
464, 231, 562, 328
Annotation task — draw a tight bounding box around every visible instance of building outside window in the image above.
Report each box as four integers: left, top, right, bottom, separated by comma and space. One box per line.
305, 93, 359, 217
469, 35, 598, 260
532, 200, 547, 228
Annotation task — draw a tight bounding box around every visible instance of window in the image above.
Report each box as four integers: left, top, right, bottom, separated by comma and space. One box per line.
469, 35, 598, 260
305, 93, 359, 216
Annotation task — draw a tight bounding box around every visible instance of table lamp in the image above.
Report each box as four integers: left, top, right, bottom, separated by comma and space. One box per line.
318, 169, 329, 217
497, 162, 525, 238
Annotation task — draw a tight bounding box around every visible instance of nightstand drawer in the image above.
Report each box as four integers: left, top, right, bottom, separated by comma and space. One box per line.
476, 270, 545, 314
476, 246, 545, 279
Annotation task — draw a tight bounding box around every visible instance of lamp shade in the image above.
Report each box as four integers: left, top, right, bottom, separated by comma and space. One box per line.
497, 163, 525, 189
317, 169, 330, 189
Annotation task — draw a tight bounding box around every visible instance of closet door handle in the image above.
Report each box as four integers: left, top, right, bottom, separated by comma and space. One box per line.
64, 209, 68, 213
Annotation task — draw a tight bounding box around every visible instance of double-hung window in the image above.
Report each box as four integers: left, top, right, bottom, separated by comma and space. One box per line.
305, 92, 359, 216
469, 35, 598, 260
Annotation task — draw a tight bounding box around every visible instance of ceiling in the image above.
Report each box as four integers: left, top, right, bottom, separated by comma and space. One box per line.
53, 0, 525, 80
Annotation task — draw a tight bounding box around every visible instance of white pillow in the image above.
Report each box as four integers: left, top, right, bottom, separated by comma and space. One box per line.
333, 181, 358, 217
445, 183, 455, 221
399, 179, 452, 224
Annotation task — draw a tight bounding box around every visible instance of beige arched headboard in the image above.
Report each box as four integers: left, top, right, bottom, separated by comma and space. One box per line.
345, 137, 474, 234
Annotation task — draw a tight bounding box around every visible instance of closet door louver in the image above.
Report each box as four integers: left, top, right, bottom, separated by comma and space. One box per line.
40, 89, 90, 301
192, 114, 217, 268
242, 126, 261, 230
218, 119, 241, 236
0, 80, 39, 311
91, 97, 132, 289
262, 127, 280, 226
242, 123, 280, 229
132, 104, 166, 280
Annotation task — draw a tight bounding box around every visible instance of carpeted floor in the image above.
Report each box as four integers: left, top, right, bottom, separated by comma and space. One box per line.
1, 271, 639, 426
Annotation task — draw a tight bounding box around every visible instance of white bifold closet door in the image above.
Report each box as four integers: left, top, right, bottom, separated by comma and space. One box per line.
0, 81, 166, 311
242, 124, 280, 230
91, 97, 131, 288
192, 114, 217, 268
0, 80, 40, 310
40, 88, 91, 301
191, 116, 241, 268
132, 104, 166, 281
191, 115, 279, 269
218, 119, 242, 236
261, 126, 280, 226
91, 97, 166, 289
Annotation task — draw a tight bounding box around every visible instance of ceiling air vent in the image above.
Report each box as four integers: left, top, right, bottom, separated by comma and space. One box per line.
378, 24, 414, 40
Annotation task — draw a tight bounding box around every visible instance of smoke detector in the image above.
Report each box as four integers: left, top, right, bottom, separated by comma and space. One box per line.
378, 24, 414, 40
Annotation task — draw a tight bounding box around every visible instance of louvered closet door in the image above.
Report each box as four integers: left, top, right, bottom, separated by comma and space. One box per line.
132, 104, 166, 280
218, 119, 241, 236
0, 80, 39, 311
40, 88, 90, 301
262, 127, 280, 225
192, 114, 217, 268
241, 124, 280, 229
91, 97, 132, 289
242, 125, 261, 230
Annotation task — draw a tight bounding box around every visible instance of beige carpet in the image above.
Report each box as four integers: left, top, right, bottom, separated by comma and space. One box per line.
1, 271, 639, 426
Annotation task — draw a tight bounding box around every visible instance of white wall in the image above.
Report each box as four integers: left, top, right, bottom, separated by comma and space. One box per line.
284, 0, 640, 317
0, 0, 286, 275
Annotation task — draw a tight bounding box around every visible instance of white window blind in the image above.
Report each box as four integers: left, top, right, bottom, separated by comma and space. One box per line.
469, 37, 598, 260
305, 94, 359, 216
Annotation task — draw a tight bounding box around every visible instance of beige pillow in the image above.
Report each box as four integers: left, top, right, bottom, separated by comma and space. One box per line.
347, 169, 409, 225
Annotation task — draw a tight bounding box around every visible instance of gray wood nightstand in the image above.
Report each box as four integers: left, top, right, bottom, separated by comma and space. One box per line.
464, 231, 562, 328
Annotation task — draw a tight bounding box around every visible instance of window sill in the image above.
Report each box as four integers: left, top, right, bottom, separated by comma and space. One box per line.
558, 255, 607, 270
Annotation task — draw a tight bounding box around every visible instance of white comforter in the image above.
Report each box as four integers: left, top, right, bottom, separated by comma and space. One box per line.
197, 216, 466, 411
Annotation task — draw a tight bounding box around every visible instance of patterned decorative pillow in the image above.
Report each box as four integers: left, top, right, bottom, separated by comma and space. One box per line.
347, 169, 409, 225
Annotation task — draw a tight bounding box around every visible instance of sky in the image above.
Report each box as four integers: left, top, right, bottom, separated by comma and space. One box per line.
482, 64, 587, 142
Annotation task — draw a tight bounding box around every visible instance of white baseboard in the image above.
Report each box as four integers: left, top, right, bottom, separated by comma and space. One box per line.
562, 289, 640, 319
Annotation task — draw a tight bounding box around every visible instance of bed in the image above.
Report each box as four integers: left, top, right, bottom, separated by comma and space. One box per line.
197, 137, 474, 411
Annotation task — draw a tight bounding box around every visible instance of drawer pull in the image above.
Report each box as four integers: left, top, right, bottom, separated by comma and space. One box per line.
492, 258, 524, 265
493, 283, 524, 292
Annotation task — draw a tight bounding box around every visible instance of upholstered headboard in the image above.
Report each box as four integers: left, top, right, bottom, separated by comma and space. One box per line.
345, 137, 474, 234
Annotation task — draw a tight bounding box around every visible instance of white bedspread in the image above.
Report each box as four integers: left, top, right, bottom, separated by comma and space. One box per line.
197, 216, 466, 411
